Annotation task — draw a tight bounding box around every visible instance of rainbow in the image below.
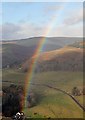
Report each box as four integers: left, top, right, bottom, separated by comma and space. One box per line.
23, 2, 69, 110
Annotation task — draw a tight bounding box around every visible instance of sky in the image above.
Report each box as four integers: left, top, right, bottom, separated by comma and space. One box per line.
0, 2, 83, 40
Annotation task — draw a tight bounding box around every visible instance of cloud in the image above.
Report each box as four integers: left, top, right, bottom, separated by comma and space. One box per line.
50, 24, 83, 37
63, 25, 83, 37
2, 23, 22, 40
43, 3, 64, 21
44, 4, 62, 14
64, 8, 83, 25
2, 22, 46, 40
1, 18, 83, 41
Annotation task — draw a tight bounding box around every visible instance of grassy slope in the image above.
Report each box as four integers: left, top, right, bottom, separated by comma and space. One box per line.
2, 69, 25, 87
16, 37, 82, 47
23, 46, 83, 73
2, 44, 37, 68
2, 69, 83, 118
2, 38, 83, 68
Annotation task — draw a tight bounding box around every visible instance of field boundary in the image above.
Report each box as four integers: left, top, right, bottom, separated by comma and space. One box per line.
30, 82, 85, 112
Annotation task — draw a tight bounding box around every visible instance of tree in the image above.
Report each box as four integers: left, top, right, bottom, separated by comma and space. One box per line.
82, 87, 85, 95
2, 85, 25, 117
27, 92, 36, 108
72, 87, 81, 96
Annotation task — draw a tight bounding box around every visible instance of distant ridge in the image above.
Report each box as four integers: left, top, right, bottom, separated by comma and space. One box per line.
2, 36, 83, 42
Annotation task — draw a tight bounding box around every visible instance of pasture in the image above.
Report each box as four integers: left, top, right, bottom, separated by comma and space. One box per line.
2, 69, 84, 118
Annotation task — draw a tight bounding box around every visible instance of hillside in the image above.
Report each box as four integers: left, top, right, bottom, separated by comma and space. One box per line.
2, 40, 84, 118
3, 37, 82, 48
23, 43, 83, 72
16, 37, 82, 51
68, 41, 85, 48
2, 37, 82, 68
2, 44, 37, 68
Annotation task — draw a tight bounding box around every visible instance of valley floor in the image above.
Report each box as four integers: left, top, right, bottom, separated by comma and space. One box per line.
2, 69, 84, 118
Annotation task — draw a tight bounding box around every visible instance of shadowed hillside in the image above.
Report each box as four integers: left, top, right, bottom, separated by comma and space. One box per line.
2, 37, 82, 68
22, 41, 83, 72
2, 44, 37, 68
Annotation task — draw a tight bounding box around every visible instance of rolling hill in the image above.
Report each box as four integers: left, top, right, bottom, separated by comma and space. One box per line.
22, 41, 83, 72
2, 37, 83, 68
2, 39, 84, 118
2, 44, 37, 68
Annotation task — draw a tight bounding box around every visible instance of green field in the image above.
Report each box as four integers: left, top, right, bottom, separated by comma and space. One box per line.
2, 69, 84, 118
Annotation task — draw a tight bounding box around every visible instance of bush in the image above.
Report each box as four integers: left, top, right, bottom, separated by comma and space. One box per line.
72, 87, 81, 96
2, 84, 24, 117
27, 92, 37, 108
